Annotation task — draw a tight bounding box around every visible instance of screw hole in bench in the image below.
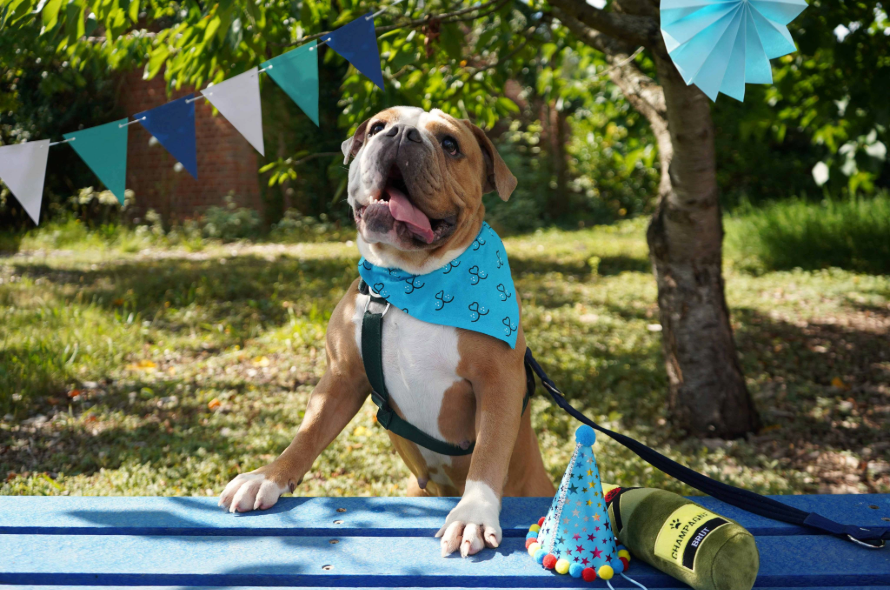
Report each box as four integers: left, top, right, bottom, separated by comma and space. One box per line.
868, 504, 879, 509
882, 517, 890, 522
329, 539, 339, 544
333, 519, 344, 524
337, 507, 347, 513
322, 565, 334, 571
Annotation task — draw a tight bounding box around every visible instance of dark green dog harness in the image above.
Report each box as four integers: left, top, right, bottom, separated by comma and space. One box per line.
358, 280, 533, 456
358, 278, 888, 547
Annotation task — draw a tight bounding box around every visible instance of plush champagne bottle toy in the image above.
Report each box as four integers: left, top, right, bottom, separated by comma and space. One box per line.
602, 484, 759, 590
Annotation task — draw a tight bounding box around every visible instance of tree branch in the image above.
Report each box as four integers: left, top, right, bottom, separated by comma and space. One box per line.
466, 32, 533, 75
281, 0, 510, 47
548, 0, 659, 48
291, 152, 341, 165
550, 6, 633, 58
551, 6, 665, 128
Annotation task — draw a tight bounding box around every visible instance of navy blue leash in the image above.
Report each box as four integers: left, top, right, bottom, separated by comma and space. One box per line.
524, 348, 888, 549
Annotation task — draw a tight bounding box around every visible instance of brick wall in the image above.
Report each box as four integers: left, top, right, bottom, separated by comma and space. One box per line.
117, 71, 262, 220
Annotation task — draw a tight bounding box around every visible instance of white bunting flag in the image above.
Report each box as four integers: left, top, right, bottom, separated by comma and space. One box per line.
201, 67, 265, 156
0, 139, 51, 225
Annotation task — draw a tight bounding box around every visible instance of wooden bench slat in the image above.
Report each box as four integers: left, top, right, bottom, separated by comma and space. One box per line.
1, 495, 887, 538
2, 534, 888, 587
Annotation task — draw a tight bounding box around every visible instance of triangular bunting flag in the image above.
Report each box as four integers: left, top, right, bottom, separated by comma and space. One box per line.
0, 139, 50, 225
63, 119, 129, 205
326, 13, 385, 90
202, 68, 266, 154
136, 95, 198, 179
262, 42, 320, 126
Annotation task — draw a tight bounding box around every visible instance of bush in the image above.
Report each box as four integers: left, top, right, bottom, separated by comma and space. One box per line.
726, 193, 890, 274
70, 187, 135, 226
200, 195, 262, 241
269, 209, 350, 243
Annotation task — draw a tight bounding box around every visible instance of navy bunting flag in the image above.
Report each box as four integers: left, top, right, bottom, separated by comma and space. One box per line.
326, 13, 386, 90
136, 95, 199, 179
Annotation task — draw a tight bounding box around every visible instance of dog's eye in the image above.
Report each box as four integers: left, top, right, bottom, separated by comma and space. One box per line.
442, 136, 460, 156
369, 122, 386, 136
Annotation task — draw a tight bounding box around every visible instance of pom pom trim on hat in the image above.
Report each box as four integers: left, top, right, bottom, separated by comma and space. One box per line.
598, 564, 614, 580
575, 424, 596, 446
569, 563, 585, 578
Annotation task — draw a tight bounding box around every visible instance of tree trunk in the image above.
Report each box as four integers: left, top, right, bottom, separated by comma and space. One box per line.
646, 50, 760, 438
546, 0, 760, 437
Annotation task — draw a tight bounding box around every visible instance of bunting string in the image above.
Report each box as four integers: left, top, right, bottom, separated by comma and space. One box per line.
0, 2, 404, 225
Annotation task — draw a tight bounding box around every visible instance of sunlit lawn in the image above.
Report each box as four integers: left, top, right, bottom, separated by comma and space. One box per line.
2, 219, 889, 498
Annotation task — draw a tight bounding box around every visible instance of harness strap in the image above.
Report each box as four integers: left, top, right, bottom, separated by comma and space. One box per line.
359, 280, 531, 457
524, 348, 888, 549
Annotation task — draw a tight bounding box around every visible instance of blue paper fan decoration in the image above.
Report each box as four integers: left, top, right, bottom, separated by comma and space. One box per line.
661, 0, 808, 101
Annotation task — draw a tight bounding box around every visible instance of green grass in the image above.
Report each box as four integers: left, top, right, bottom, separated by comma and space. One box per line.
2, 217, 889, 500
726, 193, 890, 274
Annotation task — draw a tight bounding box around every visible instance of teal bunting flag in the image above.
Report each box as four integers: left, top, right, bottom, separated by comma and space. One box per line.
63, 119, 129, 205
262, 41, 320, 126
3, 2, 465, 226
326, 13, 385, 90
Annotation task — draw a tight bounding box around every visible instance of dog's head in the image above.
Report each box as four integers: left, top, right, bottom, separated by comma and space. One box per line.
342, 106, 516, 273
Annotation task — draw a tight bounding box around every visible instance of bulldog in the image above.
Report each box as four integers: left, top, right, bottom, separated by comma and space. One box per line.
219, 106, 555, 557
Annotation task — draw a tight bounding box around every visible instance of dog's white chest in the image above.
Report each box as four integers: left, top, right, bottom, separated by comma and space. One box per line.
353, 293, 464, 473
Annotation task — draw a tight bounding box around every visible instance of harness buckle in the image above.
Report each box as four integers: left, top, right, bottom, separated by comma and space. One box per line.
375, 404, 395, 429
370, 390, 386, 409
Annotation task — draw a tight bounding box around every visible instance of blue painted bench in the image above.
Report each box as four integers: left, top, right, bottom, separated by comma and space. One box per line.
1, 494, 888, 589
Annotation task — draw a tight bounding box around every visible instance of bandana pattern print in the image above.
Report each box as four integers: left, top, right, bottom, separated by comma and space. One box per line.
358, 222, 520, 348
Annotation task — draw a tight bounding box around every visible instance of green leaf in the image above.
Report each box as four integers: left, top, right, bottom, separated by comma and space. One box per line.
64, 1, 84, 42
204, 15, 220, 42
127, 0, 137, 22
40, 0, 63, 31
83, 9, 97, 35
145, 45, 169, 79
438, 23, 463, 61
497, 97, 519, 113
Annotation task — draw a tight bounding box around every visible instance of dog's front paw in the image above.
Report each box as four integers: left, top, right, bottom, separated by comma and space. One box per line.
436, 480, 502, 558
218, 469, 290, 513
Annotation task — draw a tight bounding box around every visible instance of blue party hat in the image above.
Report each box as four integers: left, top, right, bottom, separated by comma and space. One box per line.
527, 426, 625, 583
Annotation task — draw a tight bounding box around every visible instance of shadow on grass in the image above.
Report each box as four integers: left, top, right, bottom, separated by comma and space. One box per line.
597, 255, 651, 276
14, 254, 359, 333
732, 307, 890, 455
510, 254, 650, 280
0, 367, 322, 479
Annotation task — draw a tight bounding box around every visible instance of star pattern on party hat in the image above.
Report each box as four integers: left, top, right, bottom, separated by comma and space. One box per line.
525, 425, 628, 584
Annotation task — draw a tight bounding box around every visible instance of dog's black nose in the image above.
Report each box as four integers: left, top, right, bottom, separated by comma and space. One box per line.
384, 124, 423, 144
405, 128, 422, 143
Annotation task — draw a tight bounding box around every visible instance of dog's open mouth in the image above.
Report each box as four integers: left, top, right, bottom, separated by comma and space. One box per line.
355, 166, 455, 245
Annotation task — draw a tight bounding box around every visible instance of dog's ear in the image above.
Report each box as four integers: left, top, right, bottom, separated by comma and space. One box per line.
341, 118, 373, 165
461, 120, 517, 201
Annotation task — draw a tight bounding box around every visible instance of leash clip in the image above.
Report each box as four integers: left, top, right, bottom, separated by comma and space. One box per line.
846, 534, 885, 549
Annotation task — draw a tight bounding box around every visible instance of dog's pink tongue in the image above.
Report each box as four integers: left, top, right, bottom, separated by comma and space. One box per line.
386, 186, 435, 244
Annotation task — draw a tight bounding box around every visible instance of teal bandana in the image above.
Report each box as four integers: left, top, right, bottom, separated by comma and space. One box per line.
358, 222, 520, 348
